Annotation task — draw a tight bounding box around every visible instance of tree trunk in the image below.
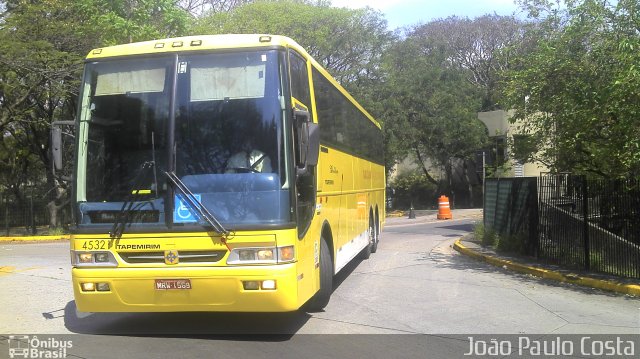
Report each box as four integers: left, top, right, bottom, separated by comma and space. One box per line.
414, 149, 438, 185
47, 200, 58, 228
463, 159, 474, 207
46, 179, 69, 228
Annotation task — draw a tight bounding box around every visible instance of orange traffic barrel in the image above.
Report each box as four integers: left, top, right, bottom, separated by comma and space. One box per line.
437, 195, 452, 220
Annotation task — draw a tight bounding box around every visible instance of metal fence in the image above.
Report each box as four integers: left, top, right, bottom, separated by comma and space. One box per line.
0, 197, 52, 235
538, 175, 640, 278
485, 175, 640, 278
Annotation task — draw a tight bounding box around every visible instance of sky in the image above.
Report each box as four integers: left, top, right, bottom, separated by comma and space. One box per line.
330, 0, 522, 30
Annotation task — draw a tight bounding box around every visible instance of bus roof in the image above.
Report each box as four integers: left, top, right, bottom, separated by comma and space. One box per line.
86, 34, 306, 60
86, 34, 380, 129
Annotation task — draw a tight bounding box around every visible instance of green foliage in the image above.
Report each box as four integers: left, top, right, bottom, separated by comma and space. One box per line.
475, 223, 497, 247
193, 0, 394, 87
389, 170, 438, 209
412, 15, 526, 111
47, 227, 67, 236
83, 0, 189, 45
502, 0, 640, 177
494, 232, 526, 254
475, 222, 527, 253
380, 28, 488, 185
0, 0, 189, 228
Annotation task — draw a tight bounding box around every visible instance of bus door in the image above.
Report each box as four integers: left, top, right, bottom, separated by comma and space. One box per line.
289, 49, 316, 302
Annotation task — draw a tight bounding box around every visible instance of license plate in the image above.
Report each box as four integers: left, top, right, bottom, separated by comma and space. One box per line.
155, 279, 191, 290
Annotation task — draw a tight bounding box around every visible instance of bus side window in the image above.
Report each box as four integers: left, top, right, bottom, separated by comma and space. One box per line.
289, 51, 312, 115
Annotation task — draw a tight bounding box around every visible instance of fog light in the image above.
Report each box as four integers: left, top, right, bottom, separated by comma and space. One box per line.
79, 253, 93, 263
94, 253, 109, 262
243, 281, 260, 290
81, 282, 95, 291
96, 282, 110, 292
261, 280, 276, 290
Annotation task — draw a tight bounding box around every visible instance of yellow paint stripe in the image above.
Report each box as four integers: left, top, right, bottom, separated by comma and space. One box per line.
453, 238, 640, 297
0, 266, 41, 277
0, 266, 16, 277
0, 235, 69, 242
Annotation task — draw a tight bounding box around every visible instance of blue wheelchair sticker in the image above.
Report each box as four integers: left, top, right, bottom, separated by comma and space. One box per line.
173, 194, 201, 223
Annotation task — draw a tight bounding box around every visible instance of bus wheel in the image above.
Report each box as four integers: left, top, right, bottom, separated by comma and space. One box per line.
371, 218, 379, 254
358, 220, 374, 260
305, 237, 333, 312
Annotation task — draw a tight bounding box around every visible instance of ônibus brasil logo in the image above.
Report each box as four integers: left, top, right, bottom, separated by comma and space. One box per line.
7, 335, 72, 359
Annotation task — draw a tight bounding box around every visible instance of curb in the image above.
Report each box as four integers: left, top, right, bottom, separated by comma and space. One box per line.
453, 239, 640, 297
0, 235, 69, 242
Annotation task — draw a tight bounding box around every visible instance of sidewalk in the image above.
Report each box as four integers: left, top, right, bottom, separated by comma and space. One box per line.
454, 236, 640, 297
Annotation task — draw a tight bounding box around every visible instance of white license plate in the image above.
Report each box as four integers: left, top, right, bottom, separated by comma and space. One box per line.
155, 279, 191, 290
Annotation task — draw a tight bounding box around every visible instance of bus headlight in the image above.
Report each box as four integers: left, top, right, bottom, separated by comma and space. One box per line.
71, 251, 118, 267
78, 253, 93, 263
227, 246, 295, 264
257, 249, 274, 261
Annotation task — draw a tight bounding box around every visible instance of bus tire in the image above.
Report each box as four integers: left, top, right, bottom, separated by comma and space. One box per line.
305, 237, 333, 312
358, 220, 374, 260
371, 218, 379, 254
371, 215, 380, 253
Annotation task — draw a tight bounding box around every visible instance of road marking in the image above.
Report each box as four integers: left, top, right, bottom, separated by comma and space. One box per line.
0, 266, 41, 276
0, 266, 16, 277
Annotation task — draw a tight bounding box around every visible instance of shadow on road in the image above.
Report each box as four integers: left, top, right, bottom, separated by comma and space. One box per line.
439, 248, 637, 300
434, 223, 475, 232
63, 301, 311, 337
62, 260, 362, 337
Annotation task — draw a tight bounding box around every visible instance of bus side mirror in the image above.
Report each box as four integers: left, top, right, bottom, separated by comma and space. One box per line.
294, 109, 319, 176
51, 121, 75, 180
52, 127, 63, 171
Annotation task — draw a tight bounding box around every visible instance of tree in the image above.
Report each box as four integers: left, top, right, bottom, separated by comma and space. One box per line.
0, 0, 189, 229
413, 15, 527, 111
178, 0, 254, 16
502, 0, 640, 177
380, 30, 487, 201
193, 0, 394, 89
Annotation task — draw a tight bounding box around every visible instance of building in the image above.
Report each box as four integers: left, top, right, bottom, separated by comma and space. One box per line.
478, 110, 549, 177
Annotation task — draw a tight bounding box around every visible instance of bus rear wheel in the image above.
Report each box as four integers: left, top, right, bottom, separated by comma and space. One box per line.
305, 237, 333, 312
371, 218, 379, 253
358, 219, 375, 260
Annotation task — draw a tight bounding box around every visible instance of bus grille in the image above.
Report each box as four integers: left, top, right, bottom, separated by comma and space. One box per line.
118, 250, 227, 264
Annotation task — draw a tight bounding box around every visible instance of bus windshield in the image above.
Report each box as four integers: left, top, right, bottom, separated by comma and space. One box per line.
76, 50, 292, 230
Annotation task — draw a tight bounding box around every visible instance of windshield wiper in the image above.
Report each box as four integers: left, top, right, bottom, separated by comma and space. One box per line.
110, 132, 160, 241
164, 171, 229, 237
109, 161, 155, 241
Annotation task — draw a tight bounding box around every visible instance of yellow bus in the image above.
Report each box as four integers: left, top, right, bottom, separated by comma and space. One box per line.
58, 34, 385, 312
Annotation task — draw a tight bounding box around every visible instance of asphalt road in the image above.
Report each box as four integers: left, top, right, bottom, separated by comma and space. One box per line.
0, 216, 638, 358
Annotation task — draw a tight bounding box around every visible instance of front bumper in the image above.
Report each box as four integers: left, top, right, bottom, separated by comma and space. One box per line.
72, 263, 300, 312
